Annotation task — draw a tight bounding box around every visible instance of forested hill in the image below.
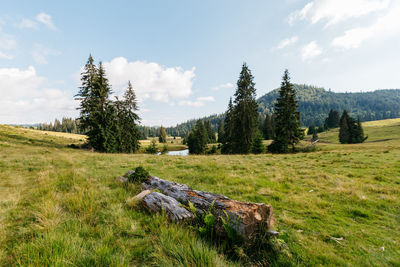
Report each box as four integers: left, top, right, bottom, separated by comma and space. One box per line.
165, 85, 400, 136
258, 84, 400, 126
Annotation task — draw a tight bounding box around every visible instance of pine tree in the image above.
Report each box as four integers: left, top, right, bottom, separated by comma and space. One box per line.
339, 110, 351, 144
231, 63, 259, 154
187, 120, 208, 154
115, 81, 141, 153
159, 126, 167, 143
263, 113, 274, 140
221, 98, 234, 154
308, 124, 316, 135
268, 69, 302, 153
204, 120, 216, 143
324, 109, 340, 129
75, 54, 98, 134
217, 120, 224, 143
251, 131, 265, 154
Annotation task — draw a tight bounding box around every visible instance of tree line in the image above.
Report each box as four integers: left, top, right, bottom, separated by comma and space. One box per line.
37, 118, 82, 134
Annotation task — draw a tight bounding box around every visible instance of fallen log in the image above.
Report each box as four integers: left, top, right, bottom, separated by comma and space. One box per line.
141, 176, 275, 241
142, 191, 194, 221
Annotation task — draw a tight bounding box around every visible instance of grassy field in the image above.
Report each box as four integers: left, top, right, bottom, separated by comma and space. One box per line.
0, 119, 399, 266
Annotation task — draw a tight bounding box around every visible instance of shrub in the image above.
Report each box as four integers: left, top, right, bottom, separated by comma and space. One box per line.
128, 166, 150, 183
146, 139, 158, 154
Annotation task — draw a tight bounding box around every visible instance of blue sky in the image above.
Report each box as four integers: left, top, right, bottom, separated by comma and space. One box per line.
1, 0, 400, 126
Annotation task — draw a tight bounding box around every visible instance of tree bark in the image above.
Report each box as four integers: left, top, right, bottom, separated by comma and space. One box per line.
141, 176, 275, 241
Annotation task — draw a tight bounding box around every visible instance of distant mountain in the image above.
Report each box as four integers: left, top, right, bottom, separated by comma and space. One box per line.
164, 84, 400, 137
258, 84, 400, 126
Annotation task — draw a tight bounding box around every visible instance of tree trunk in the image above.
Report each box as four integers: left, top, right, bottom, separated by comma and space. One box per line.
141, 176, 275, 241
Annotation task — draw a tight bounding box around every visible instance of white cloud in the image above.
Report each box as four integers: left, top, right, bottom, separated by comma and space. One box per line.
178, 100, 204, 107
211, 82, 233, 91
301, 41, 322, 61
0, 51, 13, 59
103, 57, 195, 103
31, 44, 60, 65
36, 12, 56, 30
289, 0, 390, 27
197, 96, 215, 102
332, 1, 400, 49
276, 36, 299, 49
0, 34, 17, 50
0, 66, 76, 124
17, 18, 37, 29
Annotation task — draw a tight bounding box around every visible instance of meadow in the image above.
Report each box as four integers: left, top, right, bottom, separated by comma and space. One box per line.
0, 119, 399, 266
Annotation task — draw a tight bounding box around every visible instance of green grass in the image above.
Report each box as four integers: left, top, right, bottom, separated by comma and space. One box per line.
0, 120, 400, 266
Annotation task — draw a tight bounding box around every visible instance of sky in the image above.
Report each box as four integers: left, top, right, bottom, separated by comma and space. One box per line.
1, 0, 400, 126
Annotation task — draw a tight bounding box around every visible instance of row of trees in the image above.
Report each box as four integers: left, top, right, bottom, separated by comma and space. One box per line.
75, 55, 141, 153
188, 65, 303, 154
37, 118, 82, 134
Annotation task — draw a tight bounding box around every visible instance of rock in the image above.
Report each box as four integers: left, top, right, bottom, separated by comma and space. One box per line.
115, 176, 128, 183
142, 176, 275, 241
142, 192, 194, 221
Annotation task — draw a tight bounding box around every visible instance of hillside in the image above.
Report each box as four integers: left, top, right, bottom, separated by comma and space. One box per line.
166, 85, 400, 136
258, 84, 400, 126
1, 120, 399, 265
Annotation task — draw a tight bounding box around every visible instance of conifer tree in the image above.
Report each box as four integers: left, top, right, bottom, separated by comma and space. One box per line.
221, 98, 234, 154
75, 55, 98, 133
251, 131, 265, 154
159, 126, 167, 143
115, 81, 141, 153
217, 120, 224, 143
339, 110, 351, 144
325, 109, 340, 129
308, 124, 316, 135
268, 69, 302, 153
263, 113, 274, 140
187, 120, 208, 154
204, 120, 216, 143
231, 63, 259, 154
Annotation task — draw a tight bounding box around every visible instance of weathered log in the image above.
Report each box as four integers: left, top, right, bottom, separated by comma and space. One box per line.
142, 176, 275, 241
142, 191, 194, 221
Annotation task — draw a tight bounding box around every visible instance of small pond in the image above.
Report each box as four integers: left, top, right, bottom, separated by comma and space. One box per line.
158, 149, 189, 156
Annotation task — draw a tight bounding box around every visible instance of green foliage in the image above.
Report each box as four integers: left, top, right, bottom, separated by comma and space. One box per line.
159, 126, 167, 143
339, 110, 368, 144
75, 56, 140, 153
161, 143, 169, 154
308, 124, 316, 135
230, 63, 259, 154
268, 69, 302, 153
187, 120, 208, 154
324, 109, 340, 129
146, 139, 158, 154
221, 98, 234, 154
251, 131, 265, 154
204, 120, 216, 143
217, 120, 224, 143
127, 166, 149, 183
312, 131, 318, 142
262, 113, 274, 140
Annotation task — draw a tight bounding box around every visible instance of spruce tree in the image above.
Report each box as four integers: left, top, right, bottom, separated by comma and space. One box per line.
325, 109, 340, 129
312, 131, 318, 142
75, 55, 98, 133
217, 120, 224, 143
339, 110, 351, 144
268, 69, 302, 153
204, 120, 216, 143
251, 131, 265, 154
263, 113, 274, 140
159, 126, 167, 143
115, 81, 141, 153
231, 63, 259, 154
221, 98, 234, 154
308, 124, 315, 135
187, 120, 208, 154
